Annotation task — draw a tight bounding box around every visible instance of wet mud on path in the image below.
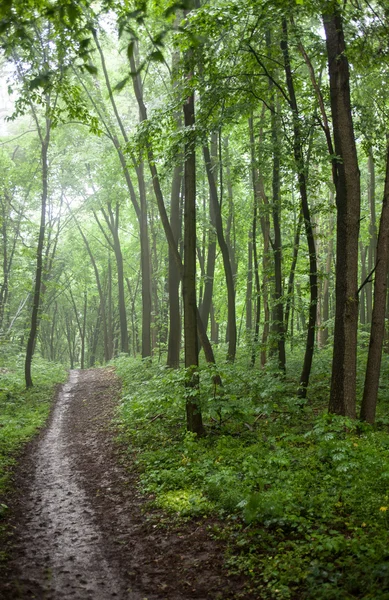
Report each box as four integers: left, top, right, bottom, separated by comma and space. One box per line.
0, 368, 248, 600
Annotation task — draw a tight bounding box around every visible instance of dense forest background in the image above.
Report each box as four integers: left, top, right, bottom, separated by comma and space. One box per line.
1, 0, 389, 423
2, 1, 389, 597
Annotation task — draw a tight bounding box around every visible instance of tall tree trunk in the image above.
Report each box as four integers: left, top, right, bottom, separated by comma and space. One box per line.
203, 144, 236, 362
267, 31, 286, 371
167, 162, 182, 368
25, 109, 50, 388
284, 210, 303, 335
137, 161, 152, 358
321, 204, 335, 347
281, 18, 318, 398
126, 276, 140, 357
360, 242, 367, 325
223, 137, 237, 281
323, 8, 361, 418
107, 256, 114, 358
183, 89, 205, 436
366, 149, 377, 324
360, 144, 389, 423
199, 136, 218, 340
73, 216, 110, 362
81, 290, 87, 369
251, 194, 261, 366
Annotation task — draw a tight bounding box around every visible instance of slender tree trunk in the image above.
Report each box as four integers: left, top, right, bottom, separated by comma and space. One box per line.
267, 39, 286, 370
183, 90, 205, 436
203, 144, 236, 362
73, 216, 110, 362
167, 162, 182, 368
223, 137, 237, 280
246, 230, 253, 334
360, 144, 389, 423
360, 243, 367, 325
66, 315, 75, 369
323, 8, 360, 417
366, 150, 377, 324
137, 162, 152, 358
25, 120, 50, 388
199, 136, 217, 340
321, 205, 335, 347
251, 196, 261, 366
282, 18, 317, 398
81, 290, 87, 369
112, 222, 129, 355
107, 256, 114, 358
126, 276, 141, 357
285, 210, 303, 335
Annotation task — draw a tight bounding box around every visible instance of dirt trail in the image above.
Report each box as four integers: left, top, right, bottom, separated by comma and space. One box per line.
0, 368, 248, 600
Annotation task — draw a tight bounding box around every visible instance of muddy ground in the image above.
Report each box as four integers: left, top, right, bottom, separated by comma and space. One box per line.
0, 368, 251, 599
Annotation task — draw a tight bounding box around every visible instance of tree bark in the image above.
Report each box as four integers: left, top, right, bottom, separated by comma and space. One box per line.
323, 8, 360, 418
25, 107, 50, 388
183, 90, 205, 436
360, 242, 367, 325
167, 162, 183, 368
203, 143, 236, 362
281, 18, 318, 398
366, 149, 377, 324
267, 30, 286, 371
360, 143, 389, 423
73, 215, 110, 362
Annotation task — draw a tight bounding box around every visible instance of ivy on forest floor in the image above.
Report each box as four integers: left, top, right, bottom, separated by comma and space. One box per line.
114, 353, 389, 600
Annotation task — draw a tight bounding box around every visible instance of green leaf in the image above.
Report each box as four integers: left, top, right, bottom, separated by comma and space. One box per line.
114, 76, 130, 92
29, 73, 51, 90
163, 2, 186, 19
153, 31, 167, 48
149, 50, 165, 63
83, 64, 98, 75
67, 3, 79, 25
79, 37, 91, 50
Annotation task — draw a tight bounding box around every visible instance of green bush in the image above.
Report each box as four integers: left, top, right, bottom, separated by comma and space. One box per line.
114, 354, 389, 599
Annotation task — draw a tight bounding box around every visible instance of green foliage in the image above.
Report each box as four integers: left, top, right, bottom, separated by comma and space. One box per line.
115, 354, 389, 599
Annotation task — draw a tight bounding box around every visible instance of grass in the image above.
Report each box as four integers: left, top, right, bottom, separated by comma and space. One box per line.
114, 348, 389, 600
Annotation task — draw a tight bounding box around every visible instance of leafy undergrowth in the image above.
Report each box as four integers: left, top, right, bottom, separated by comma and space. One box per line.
0, 354, 67, 529
114, 351, 389, 600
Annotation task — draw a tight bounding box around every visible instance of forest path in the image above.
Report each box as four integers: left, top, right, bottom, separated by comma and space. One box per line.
0, 368, 245, 600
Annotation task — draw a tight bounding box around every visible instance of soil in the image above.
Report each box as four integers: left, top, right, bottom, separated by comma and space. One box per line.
0, 368, 250, 600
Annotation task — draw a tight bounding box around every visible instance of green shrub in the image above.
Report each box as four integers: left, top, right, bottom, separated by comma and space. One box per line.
114, 354, 389, 599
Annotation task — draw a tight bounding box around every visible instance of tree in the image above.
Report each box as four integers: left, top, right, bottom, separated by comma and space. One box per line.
323, 5, 360, 418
